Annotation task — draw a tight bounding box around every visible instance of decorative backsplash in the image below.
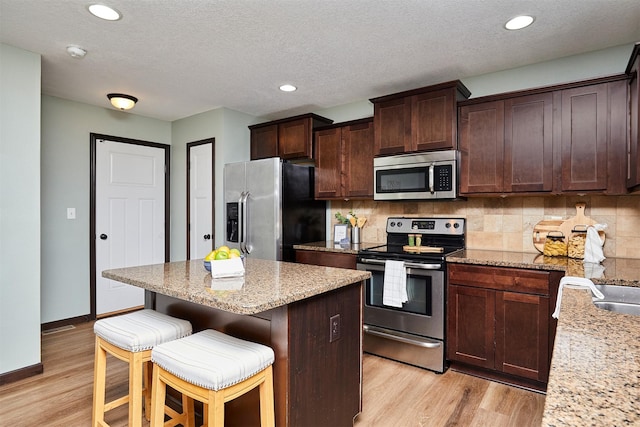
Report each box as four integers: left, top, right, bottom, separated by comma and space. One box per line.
330, 195, 640, 259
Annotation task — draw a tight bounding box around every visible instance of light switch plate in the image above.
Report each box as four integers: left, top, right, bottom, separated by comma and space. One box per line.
67, 208, 76, 220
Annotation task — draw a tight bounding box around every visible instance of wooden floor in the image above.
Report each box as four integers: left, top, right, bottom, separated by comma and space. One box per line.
0, 321, 545, 426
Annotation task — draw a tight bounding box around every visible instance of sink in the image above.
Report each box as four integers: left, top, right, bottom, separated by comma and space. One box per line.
592, 284, 640, 316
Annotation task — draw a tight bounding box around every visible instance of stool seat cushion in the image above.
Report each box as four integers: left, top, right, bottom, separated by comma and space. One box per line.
152, 329, 275, 391
94, 309, 192, 352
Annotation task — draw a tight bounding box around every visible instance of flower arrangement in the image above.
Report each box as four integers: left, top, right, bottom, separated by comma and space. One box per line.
335, 211, 367, 228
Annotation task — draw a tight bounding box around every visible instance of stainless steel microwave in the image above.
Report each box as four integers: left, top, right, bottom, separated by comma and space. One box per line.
373, 151, 458, 200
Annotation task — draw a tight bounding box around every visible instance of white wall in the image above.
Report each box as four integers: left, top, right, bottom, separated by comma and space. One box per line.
40, 96, 171, 323
170, 108, 257, 261
461, 44, 633, 99
0, 44, 42, 375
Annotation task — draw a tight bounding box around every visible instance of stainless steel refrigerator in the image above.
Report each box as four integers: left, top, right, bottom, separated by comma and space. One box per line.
224, 157, 326, 262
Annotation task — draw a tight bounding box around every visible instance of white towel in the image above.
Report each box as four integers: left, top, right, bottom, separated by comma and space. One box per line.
210, 257, 245, 279
551, 276, 604, 319
382, 260, 408, 308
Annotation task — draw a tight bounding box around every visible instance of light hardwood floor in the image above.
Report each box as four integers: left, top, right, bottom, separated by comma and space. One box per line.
0, 321, 545, 426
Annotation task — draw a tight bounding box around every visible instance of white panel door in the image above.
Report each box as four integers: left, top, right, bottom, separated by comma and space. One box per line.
96, 140, 165, 315
189, 143, 213, 259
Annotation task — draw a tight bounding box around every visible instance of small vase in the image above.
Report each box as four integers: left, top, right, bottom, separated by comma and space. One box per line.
352, 226, 361, 244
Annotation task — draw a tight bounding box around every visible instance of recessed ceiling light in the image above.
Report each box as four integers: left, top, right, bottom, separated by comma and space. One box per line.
279, 84, 297, 92
88, 4, 121, 21
505, 15, 534, 30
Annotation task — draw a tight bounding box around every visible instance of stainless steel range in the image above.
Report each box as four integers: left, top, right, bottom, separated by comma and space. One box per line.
357, 217, 465, 373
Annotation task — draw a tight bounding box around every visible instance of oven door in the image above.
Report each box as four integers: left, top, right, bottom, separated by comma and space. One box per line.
357, 259, 445, 340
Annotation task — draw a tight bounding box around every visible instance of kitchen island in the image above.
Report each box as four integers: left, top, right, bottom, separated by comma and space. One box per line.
103, 257, 370, 427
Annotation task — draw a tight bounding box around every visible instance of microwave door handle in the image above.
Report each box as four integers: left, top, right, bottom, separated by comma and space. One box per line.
429, 163, 435, 193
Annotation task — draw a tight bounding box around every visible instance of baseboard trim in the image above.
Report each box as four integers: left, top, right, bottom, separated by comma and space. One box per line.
0, 363, 44, 386
41, 314, 91, 332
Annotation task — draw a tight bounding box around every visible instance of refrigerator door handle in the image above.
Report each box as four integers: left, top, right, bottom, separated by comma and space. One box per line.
238, 192, 246, 253
240, 191, 251, 254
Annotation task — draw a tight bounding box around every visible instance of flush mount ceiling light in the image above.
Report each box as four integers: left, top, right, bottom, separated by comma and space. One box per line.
505, 15, 534, 30
107, 93, 138, 110
88, 4, 121, 21
279, 84, 297, 92
66, 45, 87, 59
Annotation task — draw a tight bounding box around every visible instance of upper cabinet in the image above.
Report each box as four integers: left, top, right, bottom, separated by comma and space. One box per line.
314, 118, 374, 200
627, 42, 640, 192
459, 75, 629, 196
370, 80, 471, 156
249, 113, 333, 161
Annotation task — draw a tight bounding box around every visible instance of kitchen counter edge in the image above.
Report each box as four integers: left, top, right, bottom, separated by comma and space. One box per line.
102, 258, 370, 315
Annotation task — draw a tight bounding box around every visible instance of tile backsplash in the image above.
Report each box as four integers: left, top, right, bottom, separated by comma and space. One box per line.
331, 195, 640, 259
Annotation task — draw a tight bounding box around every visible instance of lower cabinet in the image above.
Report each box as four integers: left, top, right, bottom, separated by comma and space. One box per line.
447, 263, 562, 390
295, 249, 357, 269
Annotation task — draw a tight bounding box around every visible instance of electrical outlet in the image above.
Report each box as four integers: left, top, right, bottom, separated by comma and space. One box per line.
67, 207, 76, 220
330, 314, 341, 342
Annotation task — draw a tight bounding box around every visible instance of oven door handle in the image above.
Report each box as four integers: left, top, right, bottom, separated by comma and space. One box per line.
363, 325, 442, 349
359, 258, 442, 270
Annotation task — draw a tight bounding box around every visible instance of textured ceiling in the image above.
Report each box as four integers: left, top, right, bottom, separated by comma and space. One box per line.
1, 0, 640, 121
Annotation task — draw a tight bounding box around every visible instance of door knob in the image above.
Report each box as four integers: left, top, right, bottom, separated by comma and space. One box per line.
203, 234, 211, 240
99, 234, 108, 240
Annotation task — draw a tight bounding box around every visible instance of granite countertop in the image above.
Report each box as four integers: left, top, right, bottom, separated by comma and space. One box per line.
446, 249, 640, 426
294, 241, 384, 255
102, 257, 370, 315
541, 287, 640, 426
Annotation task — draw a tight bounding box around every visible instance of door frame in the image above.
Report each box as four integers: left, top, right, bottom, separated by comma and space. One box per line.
186, 138, 215, 260
89, 133, 170, 320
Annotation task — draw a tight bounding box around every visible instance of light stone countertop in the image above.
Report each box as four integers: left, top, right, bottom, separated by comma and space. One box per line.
541, 287, 640, 426
102, 257, 370, 315
446, 249, 640, 426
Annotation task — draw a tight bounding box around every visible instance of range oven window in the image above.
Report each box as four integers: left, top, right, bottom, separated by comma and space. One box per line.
365, 268, 433, 316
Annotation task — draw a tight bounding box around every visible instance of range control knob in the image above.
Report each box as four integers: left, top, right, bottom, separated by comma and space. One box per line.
390, 221, 396, 227
397, 221, 403, 227
445, 223, 451, 228
454, 222, 460, 228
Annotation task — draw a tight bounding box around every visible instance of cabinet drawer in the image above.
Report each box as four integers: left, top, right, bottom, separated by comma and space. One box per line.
448, 263, 550, 295
295, 250, 357, 269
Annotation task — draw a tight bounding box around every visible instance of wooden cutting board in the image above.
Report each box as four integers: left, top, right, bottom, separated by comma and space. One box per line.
558, 202, 605, 245
532, 219, 565, 253
402, 245, 444, 253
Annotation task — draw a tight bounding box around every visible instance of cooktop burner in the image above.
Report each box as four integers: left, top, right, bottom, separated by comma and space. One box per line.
358, 217, 465, 261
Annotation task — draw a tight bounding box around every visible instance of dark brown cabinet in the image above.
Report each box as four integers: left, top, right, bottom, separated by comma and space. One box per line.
371, 80, 470, 156
459, 101, 505, 194
314, 118, 374, 200
458, 75, 629, 196
295, 249, 357, 269
504, 93, 554, 192
627, 42, 640, 192
249, 113, 333, 160
447, 263, 562, 390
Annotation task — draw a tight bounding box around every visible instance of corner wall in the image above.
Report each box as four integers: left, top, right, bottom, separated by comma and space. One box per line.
0, 44, 42, 375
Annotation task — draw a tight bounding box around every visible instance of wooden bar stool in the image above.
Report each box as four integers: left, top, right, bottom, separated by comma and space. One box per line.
150, 329, 276, 427
92, 309, 193, 427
